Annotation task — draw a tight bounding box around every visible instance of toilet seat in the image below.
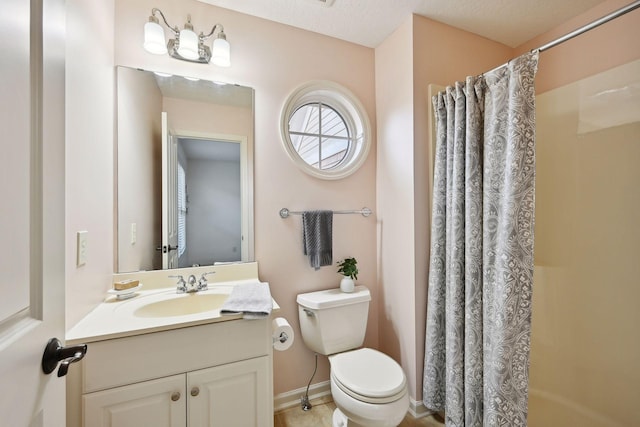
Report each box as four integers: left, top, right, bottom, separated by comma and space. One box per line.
329, 348, 407, 404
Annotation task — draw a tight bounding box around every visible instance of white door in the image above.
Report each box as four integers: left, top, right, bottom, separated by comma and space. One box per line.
83, 374, 187, 427
187, 357, 271, 427
0, 0, 68, 425
161, 112, 179, 269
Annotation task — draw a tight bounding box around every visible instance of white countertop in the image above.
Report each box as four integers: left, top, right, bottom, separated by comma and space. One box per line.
66, 281, 280, 345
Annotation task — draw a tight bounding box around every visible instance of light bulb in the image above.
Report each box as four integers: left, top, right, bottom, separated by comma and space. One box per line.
211, 34, 230, 67
143, 20, 167, 55
177, 28, 199, 60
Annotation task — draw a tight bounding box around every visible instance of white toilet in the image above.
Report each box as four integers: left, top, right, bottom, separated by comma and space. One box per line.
297, 286, 409, 427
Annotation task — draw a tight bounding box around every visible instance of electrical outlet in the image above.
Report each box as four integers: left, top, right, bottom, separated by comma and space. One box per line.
131, 223, 137, 245
77, 231, 88, 266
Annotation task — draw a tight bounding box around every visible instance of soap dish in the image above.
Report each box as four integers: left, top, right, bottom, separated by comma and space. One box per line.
108, 284, 143, 300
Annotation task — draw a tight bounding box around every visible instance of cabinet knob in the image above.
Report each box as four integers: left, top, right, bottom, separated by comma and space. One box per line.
190, 387, 200, 397
171, 392, 181, 402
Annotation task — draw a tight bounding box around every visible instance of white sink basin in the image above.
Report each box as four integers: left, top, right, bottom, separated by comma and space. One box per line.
134, 292, 229, 318
112, 286, 234, 321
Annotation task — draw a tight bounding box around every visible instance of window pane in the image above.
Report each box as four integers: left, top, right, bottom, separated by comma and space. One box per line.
320, 105, 348, 138
290, 104, 319, 134
297, 135, 321, 167
319, 137, 349, 170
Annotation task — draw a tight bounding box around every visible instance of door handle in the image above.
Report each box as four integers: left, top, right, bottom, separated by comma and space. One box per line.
156, 245, 178, 253
42, 338, 87, 377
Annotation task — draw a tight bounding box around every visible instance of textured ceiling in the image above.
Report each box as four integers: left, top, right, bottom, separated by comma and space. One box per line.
196, 0, 606, 48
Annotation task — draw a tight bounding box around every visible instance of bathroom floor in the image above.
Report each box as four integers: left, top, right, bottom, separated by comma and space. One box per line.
274, 396, 445, 427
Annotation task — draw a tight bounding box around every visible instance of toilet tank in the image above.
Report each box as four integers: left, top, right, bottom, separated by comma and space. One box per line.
296, 286, 371, 355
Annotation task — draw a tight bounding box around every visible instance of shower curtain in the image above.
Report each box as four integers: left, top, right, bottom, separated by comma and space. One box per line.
423, 51, 539, 427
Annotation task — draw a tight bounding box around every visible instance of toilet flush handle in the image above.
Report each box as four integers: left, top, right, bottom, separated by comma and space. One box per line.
303, 308, 315, 317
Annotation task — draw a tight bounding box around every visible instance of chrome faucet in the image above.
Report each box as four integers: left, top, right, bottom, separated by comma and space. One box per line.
186, 274, 198, 292
170, 271, 215, 293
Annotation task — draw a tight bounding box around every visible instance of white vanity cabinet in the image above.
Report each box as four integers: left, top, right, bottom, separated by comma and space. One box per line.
67, 318, 274, 427
84, 374, 186, 427
188, 357, 270, 426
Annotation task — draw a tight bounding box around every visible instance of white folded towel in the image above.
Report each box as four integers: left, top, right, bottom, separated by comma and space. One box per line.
220, 282, 273, 319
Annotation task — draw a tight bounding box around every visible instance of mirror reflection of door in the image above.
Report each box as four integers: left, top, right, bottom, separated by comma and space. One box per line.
161, 112, 179, 269
176, 137, 242, 268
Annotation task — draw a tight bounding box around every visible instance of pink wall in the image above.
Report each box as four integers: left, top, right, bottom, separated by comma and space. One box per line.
411, 16, 513, 403
65, 0, 640, 407
116, 68, 162, 273
65, 0, 115, 328
375, 15, 513, 406
515, 0, 640, 94
374, 16, 419, 405
112, 0, 377, 395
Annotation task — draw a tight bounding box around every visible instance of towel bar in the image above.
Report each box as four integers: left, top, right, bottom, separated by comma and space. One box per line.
279, 207, 372, 218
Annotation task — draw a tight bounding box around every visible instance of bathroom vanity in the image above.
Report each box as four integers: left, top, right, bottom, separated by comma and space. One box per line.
66, 263, 276, 427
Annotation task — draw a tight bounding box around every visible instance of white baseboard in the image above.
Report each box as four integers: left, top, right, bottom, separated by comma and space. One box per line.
275, 383, 434, 421
408, 397, 433, 419
274, 381, 332, 412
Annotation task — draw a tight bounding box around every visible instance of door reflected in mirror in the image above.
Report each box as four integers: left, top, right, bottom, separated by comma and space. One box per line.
116, 66, 254, 273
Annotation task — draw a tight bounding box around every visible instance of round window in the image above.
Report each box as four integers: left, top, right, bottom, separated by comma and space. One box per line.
280, 81, 371, 180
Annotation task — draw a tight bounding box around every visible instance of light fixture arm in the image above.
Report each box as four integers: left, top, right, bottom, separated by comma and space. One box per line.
150, 7, 179, 36
200, 23, 225, 41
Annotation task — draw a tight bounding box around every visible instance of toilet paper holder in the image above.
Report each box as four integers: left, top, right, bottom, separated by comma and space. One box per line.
274, 331, 289, 344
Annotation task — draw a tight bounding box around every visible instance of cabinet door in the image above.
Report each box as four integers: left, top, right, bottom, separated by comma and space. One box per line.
188, 357, 271, 427
83, 375, 186, 427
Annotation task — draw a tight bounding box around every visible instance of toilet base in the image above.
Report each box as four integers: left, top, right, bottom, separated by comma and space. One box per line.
330, 378, 408, 427
332, 408, 366, 427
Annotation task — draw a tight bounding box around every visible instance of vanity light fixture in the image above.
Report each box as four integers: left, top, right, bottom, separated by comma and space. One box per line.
143, 8, 231, 67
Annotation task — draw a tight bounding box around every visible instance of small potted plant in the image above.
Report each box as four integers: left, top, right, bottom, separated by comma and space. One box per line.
337, 257, 358, 293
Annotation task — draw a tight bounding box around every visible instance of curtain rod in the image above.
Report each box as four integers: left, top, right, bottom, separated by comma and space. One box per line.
482, 0, 640, 76
538, 0, 640, 52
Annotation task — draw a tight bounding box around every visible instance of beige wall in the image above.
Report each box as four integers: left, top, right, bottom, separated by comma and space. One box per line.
116, 68, 162, 273
65, 0, 115, 328
530, 59, 640, 427
516, 0, 640, 425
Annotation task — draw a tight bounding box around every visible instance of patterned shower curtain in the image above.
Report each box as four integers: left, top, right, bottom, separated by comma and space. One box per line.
423, 51, 539, 427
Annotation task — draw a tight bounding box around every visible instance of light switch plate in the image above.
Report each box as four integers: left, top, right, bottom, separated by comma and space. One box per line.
77, 231, 88, 266
130, 223, 137, 245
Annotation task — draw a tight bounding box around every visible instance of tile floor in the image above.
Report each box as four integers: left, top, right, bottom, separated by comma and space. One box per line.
274, 396, 445, 427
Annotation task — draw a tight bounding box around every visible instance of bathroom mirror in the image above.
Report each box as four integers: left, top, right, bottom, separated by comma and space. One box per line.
116, 66, 254, 273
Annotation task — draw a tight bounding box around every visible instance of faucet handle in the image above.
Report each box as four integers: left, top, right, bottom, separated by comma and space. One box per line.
169, 275, 187, 293
198, 271, 215, 290
200, 271, 215, 280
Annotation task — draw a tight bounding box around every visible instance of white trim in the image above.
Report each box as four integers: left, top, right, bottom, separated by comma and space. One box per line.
408, 396, 434, 419
280, 80, 371, 180
273, 381, 332, 412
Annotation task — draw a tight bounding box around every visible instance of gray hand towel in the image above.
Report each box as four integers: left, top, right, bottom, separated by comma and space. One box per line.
302, 210, 333, 270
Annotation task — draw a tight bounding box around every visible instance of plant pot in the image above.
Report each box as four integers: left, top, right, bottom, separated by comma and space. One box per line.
340, 277, 355, 293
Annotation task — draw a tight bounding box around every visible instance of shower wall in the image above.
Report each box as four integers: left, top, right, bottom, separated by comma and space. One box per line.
530, 59, 640, 427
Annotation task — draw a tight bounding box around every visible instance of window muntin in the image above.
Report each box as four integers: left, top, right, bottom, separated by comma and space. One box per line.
289, 103, 351, 170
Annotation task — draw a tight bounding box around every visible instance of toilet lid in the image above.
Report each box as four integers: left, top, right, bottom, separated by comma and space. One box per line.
330, 348, 407, 403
